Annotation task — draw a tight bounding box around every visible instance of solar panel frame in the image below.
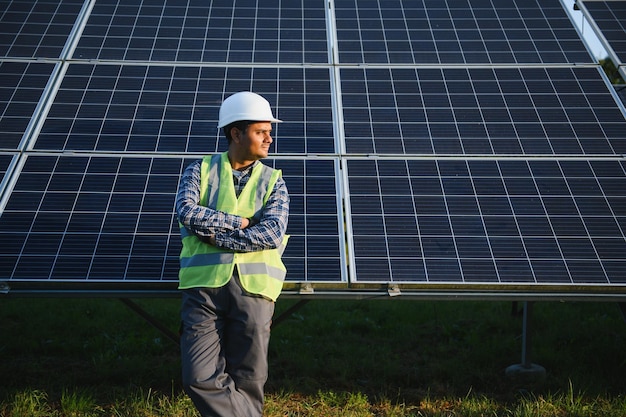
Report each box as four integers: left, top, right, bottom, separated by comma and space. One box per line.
0, 154, 17, 202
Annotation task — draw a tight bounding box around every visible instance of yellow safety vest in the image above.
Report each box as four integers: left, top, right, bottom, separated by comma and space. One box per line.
178, 152, 288, 301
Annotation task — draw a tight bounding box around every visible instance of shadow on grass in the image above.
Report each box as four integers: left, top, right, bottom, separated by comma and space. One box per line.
1, 297, 625, 412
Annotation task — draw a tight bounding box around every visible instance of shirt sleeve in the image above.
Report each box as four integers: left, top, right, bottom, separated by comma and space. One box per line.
213, 176, 289, 252
175, 160, 244, 237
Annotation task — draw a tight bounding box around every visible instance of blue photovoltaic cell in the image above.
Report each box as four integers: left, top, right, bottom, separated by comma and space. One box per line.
73, 0, 328, 64
0, 155, 342, 284
34, 64, 334, 155
582, 0, 626, 64
0, 61, 55, 151
0, 0, 84, 59
341, 66, 626, 155
335, 0, 593, 65
347, 158, 626, 284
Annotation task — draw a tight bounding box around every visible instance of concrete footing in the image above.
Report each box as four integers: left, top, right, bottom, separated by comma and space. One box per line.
505, 363, 547, 383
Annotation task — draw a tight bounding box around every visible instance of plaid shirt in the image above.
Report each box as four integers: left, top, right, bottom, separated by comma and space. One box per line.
176, 158, 289, 252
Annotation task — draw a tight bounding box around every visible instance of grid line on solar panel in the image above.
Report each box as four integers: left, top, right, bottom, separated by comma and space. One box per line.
334, 0, 593, 65
35, 63, 335, 155
581, 0, 626, 65
0, 0, 85, 59
0, 61, 56, 151
346, 157, 626, 285
0, 155, 344, 284
72, 0, 328, 64
340, 66, 626, 156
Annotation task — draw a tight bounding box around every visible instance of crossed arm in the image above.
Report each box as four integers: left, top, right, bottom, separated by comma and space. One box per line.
175, 160, 289, 252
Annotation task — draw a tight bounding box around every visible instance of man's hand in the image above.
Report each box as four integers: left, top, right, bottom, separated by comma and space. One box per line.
202, 217, 251, 246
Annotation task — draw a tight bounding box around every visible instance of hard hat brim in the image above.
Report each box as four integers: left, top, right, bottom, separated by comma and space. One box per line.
217, 117, 282, 129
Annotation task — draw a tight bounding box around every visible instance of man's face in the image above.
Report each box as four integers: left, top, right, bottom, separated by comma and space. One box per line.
235, 121, 273, 160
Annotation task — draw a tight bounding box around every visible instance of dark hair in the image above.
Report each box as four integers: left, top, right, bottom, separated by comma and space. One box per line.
223, 120, 251, 142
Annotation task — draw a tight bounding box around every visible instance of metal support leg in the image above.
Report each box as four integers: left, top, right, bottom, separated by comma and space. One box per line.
271, 299, 311, 329
119, 298, 180, 346
505, 301, 546, 381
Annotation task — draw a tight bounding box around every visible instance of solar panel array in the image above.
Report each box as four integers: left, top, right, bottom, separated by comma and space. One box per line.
1, 0, 625, 297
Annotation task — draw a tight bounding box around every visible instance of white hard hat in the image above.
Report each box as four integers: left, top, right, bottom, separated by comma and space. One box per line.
217, 91, 282, 128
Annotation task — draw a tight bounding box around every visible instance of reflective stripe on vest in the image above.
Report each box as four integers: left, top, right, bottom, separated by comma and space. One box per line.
178, 152, 288, 301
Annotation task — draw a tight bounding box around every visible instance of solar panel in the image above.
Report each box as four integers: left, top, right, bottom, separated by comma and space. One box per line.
0, 155, 344, 290
579, 0, 626, 74
345, 157, 626, 287
340, 66, 626, 156
334, 0, 593, 64
0, 0, 85, 59
0, 61, 56, 151
0, 155, 185, 291
73, 0, 328, 64
35, 64, 334, 155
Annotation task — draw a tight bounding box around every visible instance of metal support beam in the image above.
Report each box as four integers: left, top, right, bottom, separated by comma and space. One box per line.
119, 298, 179, 346
272, 299, 311, 329
119, 297, 315, 343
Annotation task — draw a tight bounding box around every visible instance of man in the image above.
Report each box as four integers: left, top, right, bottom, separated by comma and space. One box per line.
176, 91, 289, 417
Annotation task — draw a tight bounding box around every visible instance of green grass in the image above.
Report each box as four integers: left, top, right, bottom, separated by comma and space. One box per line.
1, 297, 625, 416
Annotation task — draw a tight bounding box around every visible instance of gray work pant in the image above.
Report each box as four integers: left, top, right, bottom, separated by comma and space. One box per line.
180, 276, 274, 417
